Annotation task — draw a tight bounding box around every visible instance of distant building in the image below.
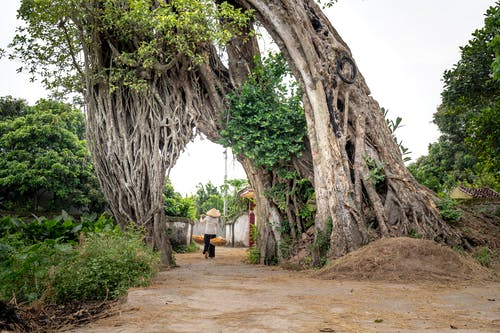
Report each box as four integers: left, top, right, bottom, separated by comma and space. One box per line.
449, 186, 500, 200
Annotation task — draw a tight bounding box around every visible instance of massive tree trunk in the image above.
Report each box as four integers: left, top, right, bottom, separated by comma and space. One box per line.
239, 0, 460, 257
85, 66, 200, 265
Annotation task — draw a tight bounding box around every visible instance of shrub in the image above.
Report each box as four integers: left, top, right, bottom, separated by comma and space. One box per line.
246, 246, 261, 264
174, 241, 198, 254
437, 196, 462, 223
0, 237, 75, 303
54, 229, 159, 302
247, 224, 260, 264
279, 236, 292, 260
474, 247, 494, 267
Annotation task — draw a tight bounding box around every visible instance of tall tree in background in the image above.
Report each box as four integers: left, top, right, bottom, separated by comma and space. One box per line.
0, 97, 105, 211
409, 3, 500, 192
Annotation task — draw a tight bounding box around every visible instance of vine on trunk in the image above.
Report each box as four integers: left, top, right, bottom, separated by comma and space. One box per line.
221, 53, 316, 260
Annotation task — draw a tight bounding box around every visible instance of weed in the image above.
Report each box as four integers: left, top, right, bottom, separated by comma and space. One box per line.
247, 246, 261, 264
474, 247, 494, 267
436, 196, 462, 223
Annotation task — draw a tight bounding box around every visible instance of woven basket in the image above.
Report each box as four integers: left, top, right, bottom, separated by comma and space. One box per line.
192, 235, 204, 245
210, 237, 227, 246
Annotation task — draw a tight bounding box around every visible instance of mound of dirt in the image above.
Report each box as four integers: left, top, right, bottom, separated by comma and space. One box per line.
313, 237, 497, 282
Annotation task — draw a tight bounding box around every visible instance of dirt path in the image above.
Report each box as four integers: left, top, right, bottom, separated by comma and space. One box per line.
67, 247, 500, 333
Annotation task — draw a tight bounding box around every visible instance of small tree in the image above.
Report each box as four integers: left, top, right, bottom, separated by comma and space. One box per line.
194, 181, 224, 218
163, 178, 196, 219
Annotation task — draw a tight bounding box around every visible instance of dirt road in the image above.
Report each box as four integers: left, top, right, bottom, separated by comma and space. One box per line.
67, 247, 500, 333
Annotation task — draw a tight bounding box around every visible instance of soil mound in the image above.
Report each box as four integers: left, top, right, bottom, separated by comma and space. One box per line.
313, 237, 497, 282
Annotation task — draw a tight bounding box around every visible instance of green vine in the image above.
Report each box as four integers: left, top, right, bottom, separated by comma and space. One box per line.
221, 52, 316, 260
220, 53, 306, 170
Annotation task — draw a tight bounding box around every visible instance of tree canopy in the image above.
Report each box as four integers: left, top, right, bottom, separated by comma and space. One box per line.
221, 53, 306, 170
163, 178, 196, 219
0, 97, 105, 211
9, 0, 252, 96
409, 2, 500, 192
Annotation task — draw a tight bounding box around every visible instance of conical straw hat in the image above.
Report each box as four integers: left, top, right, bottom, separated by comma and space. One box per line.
206, 208, 221, 217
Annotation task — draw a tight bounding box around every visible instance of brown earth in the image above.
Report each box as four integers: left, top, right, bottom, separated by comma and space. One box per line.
62, 238, 500, 333
313, 237, 497, 282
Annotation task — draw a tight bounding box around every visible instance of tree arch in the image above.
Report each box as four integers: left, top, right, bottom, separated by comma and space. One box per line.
11, 0, 461, 266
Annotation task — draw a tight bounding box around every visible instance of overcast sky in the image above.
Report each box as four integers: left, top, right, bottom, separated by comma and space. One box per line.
0, 0, 495, 195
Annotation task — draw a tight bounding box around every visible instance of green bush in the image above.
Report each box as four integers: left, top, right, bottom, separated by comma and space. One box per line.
0, 237, 75, 303
246, 246, 261, 264
0, 212, 119, 244
54, 230, 159, 302
174, 241, 198, 254
437, 197, 462, 223
279, 236, 292, 260
247, 224, 260, 264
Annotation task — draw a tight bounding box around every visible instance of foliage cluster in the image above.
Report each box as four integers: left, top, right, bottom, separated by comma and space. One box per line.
381, 107, 411, 162
246, 224, 260, 264
0, 214, 158, 304
54, 229, 159, 302
222, 53, 316, 249
473, 247, 494, 267
0, 97, 106, 212
436, 197, 462, 224
221, 53, 306, 170
163, 178, 196, 219
408, 3, 499, 193
363, 156, 386, 187
173, 241, 198, 254
194, 179, 249, 220
8, 0, 253, 96
308, 217, 333, 267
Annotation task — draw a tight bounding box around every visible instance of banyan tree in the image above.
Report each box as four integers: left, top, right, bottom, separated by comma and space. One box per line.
11, 0, 460, 266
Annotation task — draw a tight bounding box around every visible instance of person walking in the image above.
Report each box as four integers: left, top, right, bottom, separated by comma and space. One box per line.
200, 208, 220, 259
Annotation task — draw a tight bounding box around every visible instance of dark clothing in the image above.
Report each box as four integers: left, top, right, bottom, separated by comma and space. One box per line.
203, 234, 216, 258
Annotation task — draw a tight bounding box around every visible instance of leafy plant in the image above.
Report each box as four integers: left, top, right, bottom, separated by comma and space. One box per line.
408, 229, 423, 239
409, 3, 500, 193
173, 241, 198, 254
0, 97, 106, 212
308, 218, 333, 267
247, 224, 261, 264
0, 212, 119, 244
474, 247, 494, 267
381, 107, 412, 162
364, 156, 386, 187
221, 53, 306, 170
0, 237, 75, 303
436, 196, 462, 223
163, 178, 196, 219
54, 229, 159, 302
279, 236, 292, 260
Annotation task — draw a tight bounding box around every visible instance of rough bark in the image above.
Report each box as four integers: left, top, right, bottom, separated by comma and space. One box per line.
240, 0, 460, 257
81, 5, 209, 265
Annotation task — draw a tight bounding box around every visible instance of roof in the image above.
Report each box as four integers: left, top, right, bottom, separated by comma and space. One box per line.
454, 186, 500, 199
238, 187, 255, 199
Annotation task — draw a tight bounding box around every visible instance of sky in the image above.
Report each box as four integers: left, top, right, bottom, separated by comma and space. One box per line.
0, 0, 496, 195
